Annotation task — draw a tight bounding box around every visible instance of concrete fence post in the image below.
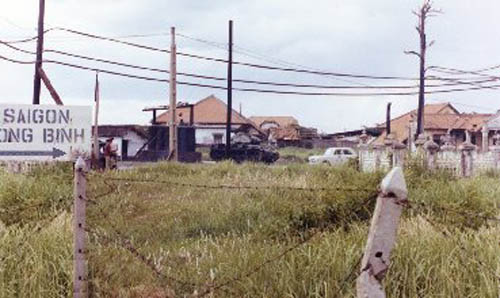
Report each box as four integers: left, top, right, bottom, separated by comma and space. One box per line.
374, 146, 382, 171
358, 130, 369, 172
392, 142, 406, 168
358, 144, 368, 172
73, 157, 88, 298
414, 133, 426, 154
459, 142, 475, 177
356, 167, 408, 298
384, 135, 394, 168
423, 139, 439, 170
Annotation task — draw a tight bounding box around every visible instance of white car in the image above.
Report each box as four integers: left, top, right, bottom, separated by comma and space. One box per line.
308, 147, 357, 166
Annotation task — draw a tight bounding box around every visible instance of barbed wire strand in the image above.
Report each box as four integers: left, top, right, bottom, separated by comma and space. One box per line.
409, 204, 500, 283
104, 176, 376, 193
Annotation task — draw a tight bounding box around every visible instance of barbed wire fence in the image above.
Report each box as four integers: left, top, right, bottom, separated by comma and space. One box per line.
71, 160, 380, 297
0, 162, 498, 296
60, 160, 500, 297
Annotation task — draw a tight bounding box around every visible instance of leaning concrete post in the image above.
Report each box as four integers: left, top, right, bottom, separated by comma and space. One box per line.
459, 141, 475, 177
73, 157, 88, 298
357, 167, 408, 298
423, 139, 439, 170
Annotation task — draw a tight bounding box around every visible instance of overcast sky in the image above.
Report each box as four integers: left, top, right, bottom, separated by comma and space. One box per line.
1, 0, 499, 133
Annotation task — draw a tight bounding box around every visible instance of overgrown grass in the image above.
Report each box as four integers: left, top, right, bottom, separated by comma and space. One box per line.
0, 161, 499, 297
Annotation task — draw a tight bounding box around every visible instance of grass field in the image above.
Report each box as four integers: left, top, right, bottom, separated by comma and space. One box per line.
0, 161, 499, 297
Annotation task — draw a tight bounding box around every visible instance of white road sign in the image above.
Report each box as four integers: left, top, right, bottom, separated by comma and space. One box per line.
0, 104, 92, 161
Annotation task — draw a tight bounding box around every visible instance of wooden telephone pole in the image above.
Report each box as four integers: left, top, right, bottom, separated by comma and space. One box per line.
92, 72, 101, 167
406, 0, 440, 139
225, 20, 233, 157
386, 102, 392, 135
169, 27, 178, 161
32, 0, 45, 105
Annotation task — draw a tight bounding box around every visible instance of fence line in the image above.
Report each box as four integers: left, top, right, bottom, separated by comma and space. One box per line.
104, 176, 376, 193
85, 227, 199, 288
79, 171, 380, 296
411, 205, 500, 284
409, 200, 500, 223
67, 163, 500, 297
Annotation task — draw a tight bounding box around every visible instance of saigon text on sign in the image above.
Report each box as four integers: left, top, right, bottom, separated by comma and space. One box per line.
0, 104, 92, 161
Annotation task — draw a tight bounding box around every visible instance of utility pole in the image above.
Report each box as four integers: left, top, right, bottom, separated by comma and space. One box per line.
386, 102, 392, 135
32, 0, 45, 105
225, 20, 233, 157
406, 0, 440, 140
169, 26, 178, 161
416, 5, 426, 139
92, 72, 100, 168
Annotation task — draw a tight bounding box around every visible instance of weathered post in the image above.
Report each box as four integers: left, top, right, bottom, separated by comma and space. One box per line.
423, 139, 439, 170
374, 145, 382, 171
459, 141, 475, 178
73, 157, 88, 298
357, 167, 408, 298
384, 134, 394, 168
414, 133, 427, 154
392, 141, 406, 168
358, 130, 369, 171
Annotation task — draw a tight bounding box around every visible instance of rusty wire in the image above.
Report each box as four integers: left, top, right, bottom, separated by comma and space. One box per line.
85, 226, 199, 288
103, 176, 376, 193
409, 201, 500, 224
196, 229, 321, 297
408, 204, 500, 283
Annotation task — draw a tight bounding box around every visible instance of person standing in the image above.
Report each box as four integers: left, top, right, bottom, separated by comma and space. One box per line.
103, 138, 117, 170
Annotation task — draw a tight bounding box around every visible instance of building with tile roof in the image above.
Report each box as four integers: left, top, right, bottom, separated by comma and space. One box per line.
249, 116, 299, 132
374, 102, 496, 151
154, 95, 264, 145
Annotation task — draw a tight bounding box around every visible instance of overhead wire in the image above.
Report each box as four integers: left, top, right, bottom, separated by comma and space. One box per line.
3, 39, 494, 91
43, 27, 427, 81
6, 27, 500, 86
3, 52, 500, 97
2, 27, 500, 97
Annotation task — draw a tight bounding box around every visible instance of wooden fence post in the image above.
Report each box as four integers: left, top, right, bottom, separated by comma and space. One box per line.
73, 157, 88, 298
356, 167, 408, 298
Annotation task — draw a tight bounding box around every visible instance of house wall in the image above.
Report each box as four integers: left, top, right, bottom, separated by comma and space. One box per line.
99, 131, 147, 159
196, 127, 229, 145
122, 131, 147, 158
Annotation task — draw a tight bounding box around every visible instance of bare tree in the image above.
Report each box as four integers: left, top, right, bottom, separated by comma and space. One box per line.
405, 0, 442, 139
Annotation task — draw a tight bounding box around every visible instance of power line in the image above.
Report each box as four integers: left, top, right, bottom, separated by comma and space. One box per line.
429, 65, 500, 80
3, 54, 500, 97
1, 40, 500, 96
48, 27, 428, 81
7, 26, 500, 84
52, 27, 170, 53
3, 40, 497, 92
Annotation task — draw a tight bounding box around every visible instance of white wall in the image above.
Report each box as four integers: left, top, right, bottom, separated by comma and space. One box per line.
196, 127, 227, 145
99, 131, 147, 158
122, 131, 147, 157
